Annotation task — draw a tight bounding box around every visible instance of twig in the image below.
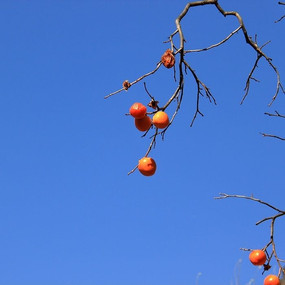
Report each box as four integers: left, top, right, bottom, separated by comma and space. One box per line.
183, 60, 216, 126
185, 26, 242, 53
215, 193, 285, 213
264, 111, 285, 118
241, 53, 262, 104
127, 128, 159, 175
260, 133, 285, 141
262, 111, 285, 142
275, 15, 285, 23
105, 62, 162, 99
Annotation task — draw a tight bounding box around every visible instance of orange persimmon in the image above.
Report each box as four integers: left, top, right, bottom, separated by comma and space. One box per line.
135, 115, 152, 131
152, 111, 169, 129
249, 250, 267, 266
129, 103, 147, 119
138, 157, 156, 176
264, 275, 280, 285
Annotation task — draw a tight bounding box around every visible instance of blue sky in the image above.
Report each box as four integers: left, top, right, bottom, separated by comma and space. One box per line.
0, 1, 284, 285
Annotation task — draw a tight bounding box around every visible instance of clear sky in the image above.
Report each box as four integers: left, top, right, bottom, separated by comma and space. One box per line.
0, 1, 284, 285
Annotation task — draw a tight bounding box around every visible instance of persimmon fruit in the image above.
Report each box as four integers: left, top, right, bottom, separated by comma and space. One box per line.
249, 250, 267, 266
129, 103, 147, 119
161, 49, 175, 68
135, 115, 152, 131
138, 157, 156, 176
264, 275, 280, 285
153, 111, 169, 129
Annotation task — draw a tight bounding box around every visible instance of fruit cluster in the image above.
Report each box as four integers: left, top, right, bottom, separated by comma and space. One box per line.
129, 102, 170, 176
249, 250, 280, 285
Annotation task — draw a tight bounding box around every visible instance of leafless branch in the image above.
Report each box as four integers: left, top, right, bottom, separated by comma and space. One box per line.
265, 111, 285, 118
241, 53, 262, 104
183, 60, 216, 126
215, 193, 285, 213
161, 86, 184, 138
241, 40, 270, 104
185, 26, 242, 53
106, 0, 284, 174
164, 29, 179, 52
257, 212, 285, 225
127, 128, 159, 175
215, 193, 285, 277
260, 133, 285, 141
275, 14, 285, 23
262, 111, 285, 141
212, 2, 284, 105
104, 62, 162, 99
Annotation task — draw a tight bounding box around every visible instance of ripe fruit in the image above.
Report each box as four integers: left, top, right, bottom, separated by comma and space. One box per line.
152, 111, 169, 129
129, 103, 147, 119
161, 49, 175, 68
138, 157, 156, 176
135, 115, 152, 131
249, 250, 267, 266
264, 275, 280, 285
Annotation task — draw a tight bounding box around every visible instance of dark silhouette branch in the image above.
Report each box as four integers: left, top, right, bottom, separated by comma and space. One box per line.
265, 111, 285, 118
260, 133, 285, 141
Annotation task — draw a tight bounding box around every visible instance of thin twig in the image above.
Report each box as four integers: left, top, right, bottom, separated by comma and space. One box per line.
127, 128, 159, 175
105, 62, 162, 99
264, 111, 285, 118
241, 53, 262, 104
215, 193, 285, 213
257, 212, 285, 225
262, 111, 285, 142
183, 60, 216, 126
260, 133, 285, 141
185, 26, 242, 53
275, 14, 285, 23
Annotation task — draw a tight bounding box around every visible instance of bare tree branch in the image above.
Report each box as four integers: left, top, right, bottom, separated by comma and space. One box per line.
215, 193, 285, 277
276, 3, 285, 23
213, 2, 284, 105
260, 133, 285, 141
262, 111, 285, 141
275, 14, 285, 22
183, 60, 216, 126
215, 193, 285, 213
241, 53, 262, 104
185, 26, 242, 53
265, 111, 285, 118
104, 62, 162, 99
